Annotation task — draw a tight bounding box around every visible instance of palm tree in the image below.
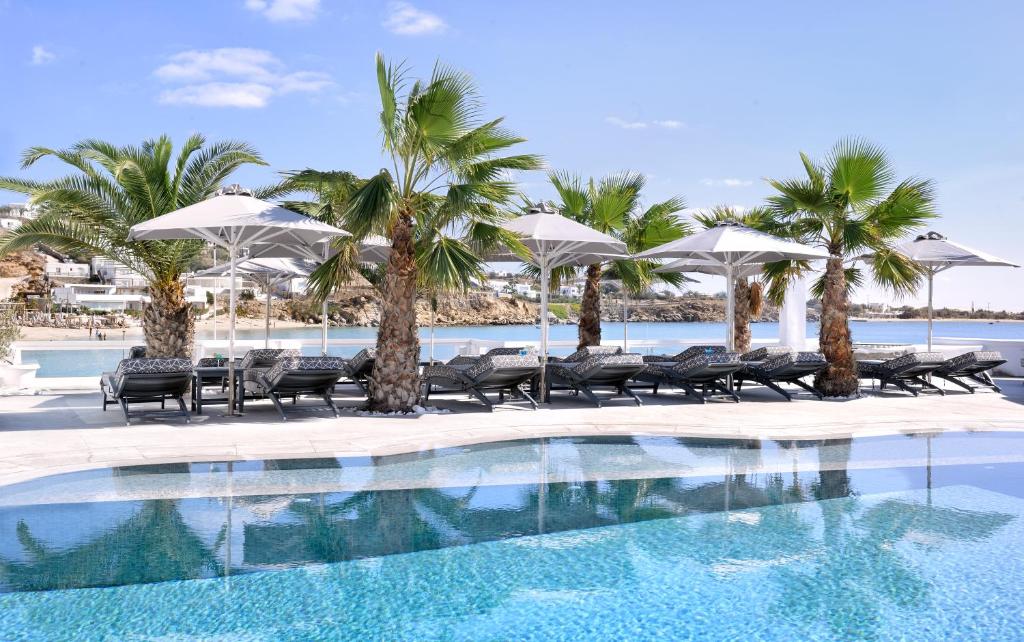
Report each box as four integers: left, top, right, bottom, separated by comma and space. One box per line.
766, 139, 935, 396
0, 135, 266, 358
548, 171, 690, 349
329, 54, 542, 412
691, 205, 788, 353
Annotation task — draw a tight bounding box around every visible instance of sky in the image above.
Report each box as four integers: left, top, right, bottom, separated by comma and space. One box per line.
2, 0, 1023, 310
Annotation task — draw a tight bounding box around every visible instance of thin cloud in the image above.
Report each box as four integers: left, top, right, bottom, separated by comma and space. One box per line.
384, 2, 447, 35
31, 45, 55, 65
155, 48, 331, 108
606, 116, 684, 130
244, 0, 320, 22
605, 116, 647, 130
700, 178, 753, 187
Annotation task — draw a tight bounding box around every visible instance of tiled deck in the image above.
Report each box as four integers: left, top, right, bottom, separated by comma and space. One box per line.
2, 379, 1023, 487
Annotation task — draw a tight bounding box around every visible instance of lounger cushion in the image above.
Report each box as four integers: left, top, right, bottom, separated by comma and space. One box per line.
107, 358, 192, 395
240, 348, 300, 370
672, 352, 742, 377
423, 353, 540, 388
748, 351, 826, 377
447, 347, 536, 366
939, 351, 1004, 373
740, 346, 792, 362
643, 345, 725, 364
346, 348, 376, 375
551, 346, 622, 364
550, 352, 644, 380
262, 356, 347, 389
859, 351, 946, 377
196, 357, 230, 367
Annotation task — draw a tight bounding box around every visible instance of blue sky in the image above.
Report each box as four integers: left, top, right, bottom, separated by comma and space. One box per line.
2, 0, 1022, 310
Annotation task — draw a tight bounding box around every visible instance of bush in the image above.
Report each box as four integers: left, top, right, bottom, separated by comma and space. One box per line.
240, 289, 255, 302
0, 306, 21, 363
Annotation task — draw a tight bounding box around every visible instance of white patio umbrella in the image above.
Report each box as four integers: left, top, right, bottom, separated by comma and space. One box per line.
895, 231, 1019, 350
500, 203, 627, 380
127, 185, 348, 413
640, 221, 829, 350
249, 235, 392, 356
199, 258, 315, 348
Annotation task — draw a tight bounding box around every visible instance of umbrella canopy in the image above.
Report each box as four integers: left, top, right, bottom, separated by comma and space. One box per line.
500, 203, 627, 367
127, 185, 348, 414
199, 258, 315, 348
639, 222, 828, 350
895, 231, 1019, 350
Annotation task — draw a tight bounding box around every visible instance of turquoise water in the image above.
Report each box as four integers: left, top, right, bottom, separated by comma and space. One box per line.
2, 433, 1024, 640
22, 319, 1024, 377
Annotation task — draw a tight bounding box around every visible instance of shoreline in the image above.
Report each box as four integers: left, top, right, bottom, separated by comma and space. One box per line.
15, 316, 1023, 342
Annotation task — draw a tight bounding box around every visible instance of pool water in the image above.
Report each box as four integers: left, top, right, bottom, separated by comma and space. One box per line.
2, 433, 1024, 640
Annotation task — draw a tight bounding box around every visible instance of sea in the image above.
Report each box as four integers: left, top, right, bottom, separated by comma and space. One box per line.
18, 319, 1024, 379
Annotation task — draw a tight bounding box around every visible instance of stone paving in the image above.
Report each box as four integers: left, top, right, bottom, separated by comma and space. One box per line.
2, 378, 1023, 487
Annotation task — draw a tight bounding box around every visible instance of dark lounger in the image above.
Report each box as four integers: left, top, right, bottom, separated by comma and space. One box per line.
101, 357, 192, 425
636, 351, 744, 403
244, 356, 346, 420
422, 353, 542, 411
735, 347, 827, 401
857, 351, 947, 396
933, 351, 1006, 393
339, 348, 376, 394
546, 348, 646, 407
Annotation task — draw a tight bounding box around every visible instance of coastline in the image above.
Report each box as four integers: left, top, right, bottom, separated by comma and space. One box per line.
15, 315, 1023, 342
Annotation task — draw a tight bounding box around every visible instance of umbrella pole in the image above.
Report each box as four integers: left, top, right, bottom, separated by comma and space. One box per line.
264, 280, 271, 349
321, 244, 329, 356
226, 245, 239, 416
725, 264, 735, 351
429, 301, 436, 364
212, 247, 218, 342
539, 255, 550, 401
927, 269, 934, 352
623, 291, 629, 352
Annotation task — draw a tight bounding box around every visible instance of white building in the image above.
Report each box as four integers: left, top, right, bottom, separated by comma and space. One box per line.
51, 284, 149, 312
44, 262, 91, 280
485, 279, 509, 295
90, 257, 147, 287
514, 283, 540, 300
0, 203, 37, 230
559, 285, 581, 298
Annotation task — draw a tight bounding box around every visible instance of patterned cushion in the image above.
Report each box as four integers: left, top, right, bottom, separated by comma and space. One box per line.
422, 364, 471, 386
114, 357, 192, 378
555, 346, 622, 363
128, 346, 147, 359
740, 346, 791, 362
464, 353, 540, 380
672, 352, 741, 376
240, 348, 299, 370
555, 352, 643, 380
346, 348, 377, 375
244, 367, 271, 384
866, 351, 946, 376
448, 347, 536, 366
751, 351, 826, 377
644, 345, 725, 363
941, 350, 1004, 373
196, 357, 229, 367
262, 356, 346, 389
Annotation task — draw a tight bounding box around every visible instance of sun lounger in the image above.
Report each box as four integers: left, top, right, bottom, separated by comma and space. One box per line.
240, 348, 301, 401
243, 356, 347, 420
635, 351, 744, 403
445, 346, 536, 366
100, 357, 192, 425
857, 351, 947, 396
545, 348, 646, 407
422, 353, 542, 411
338, 348, 376, 394
641, 344, 725, 364
933, 351, 1006, 393
734, 348, 827, 400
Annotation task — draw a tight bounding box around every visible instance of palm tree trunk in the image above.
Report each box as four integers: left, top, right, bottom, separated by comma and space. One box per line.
143, 280, 194, 359
577, 263, 602, 349
733, 278, 752, 354
369, 210, 420, 412
815, 256, 858, 396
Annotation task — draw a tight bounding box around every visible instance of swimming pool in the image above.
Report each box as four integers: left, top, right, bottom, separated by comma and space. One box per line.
2, 432, 1024, 640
